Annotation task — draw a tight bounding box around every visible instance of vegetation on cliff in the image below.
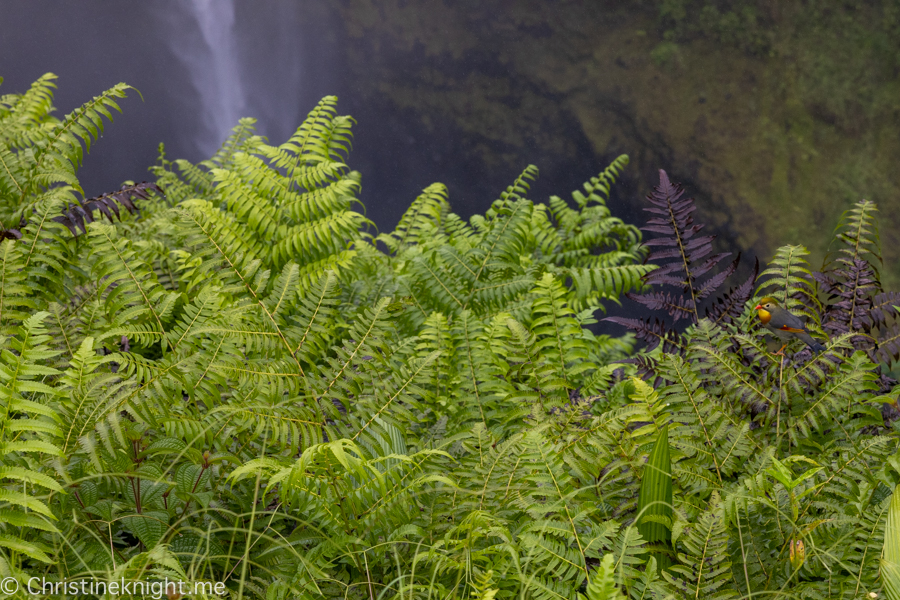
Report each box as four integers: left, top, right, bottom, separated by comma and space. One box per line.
336, 0, 900, 286
1, 72, 900, 599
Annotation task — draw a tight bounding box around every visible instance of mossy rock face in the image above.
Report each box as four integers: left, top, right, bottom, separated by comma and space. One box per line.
336, 1, 900, 284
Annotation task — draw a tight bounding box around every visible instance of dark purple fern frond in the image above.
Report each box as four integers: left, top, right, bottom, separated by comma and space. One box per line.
605, 169, 751, 357
52, 181, 164, 235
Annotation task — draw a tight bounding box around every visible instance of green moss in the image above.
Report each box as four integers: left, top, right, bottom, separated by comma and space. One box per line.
650, 41, 681, 67
336, 1, 900, 284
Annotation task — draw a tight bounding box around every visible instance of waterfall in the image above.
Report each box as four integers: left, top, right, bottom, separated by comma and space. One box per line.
155, 2, 336, 161
169, 0, 247, 157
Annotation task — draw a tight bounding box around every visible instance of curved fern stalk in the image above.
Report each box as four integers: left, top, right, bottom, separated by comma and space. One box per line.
182, 143, 368, 288
575, 154, 629, 209
0, 143, 28, 217
567, 263, 654, 312
533, 202, 566, 262
348, 347, 440, 446
219, 152, 296, 216
689, 328, 777, 419
447, 427, 529, 521
281, 171, 361, 224
314, 298, 436, 446
271, 208, 367, 271
543, 156, 635, 263
176, 157, 217, 200
16, 198, 72, 295
780, 344, 877, 443
448, 310, 511, 431
550, 156, 647, 309
176, 199, 261, 292
453, 246, 534, 315
818, 201, 883, 332
260, 96, 350, 182
161, 284, 225, 353
404, 248, 467, 317
789, 471, 887, 598
560, 383, 667, 521
205, 385, 329, 454
113, 335, 244, 425
415, 311, 455, 412
505, 316, 567, 411
0, 73, 56, 146
790, 435, 893, 591
0, 312, 64, 563
380, 157, 646, 329
290, 270, 341, 365
211, 161, 285, 246
802, 434, 891, 511
210, 164, 285, 259
834, 199, 882, 267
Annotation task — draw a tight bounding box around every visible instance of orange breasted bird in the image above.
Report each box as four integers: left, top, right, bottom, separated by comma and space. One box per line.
754, 297, 825, 355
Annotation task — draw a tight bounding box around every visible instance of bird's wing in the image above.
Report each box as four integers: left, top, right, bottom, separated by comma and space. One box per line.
777, 325, 807, 333
770, 309, 808, 330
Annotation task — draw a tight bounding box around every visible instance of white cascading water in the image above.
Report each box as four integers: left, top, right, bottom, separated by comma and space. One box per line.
175, 0, 247, 157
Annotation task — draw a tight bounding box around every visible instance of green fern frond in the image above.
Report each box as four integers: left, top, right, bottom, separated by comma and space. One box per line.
834, 199, 881, 266
21, 81, 133, 212
380, 182, 449, 252
664, 492, 737, 599
56, 336, 130, 455
88, 222, 179, 350
0, 312, 64, 562
756, 244, 821, 324
655, 351, 754, 488
574, 154, 629, 209
204, 116, 261, 170
0, 239, 36, 334
582, 554, 627, 600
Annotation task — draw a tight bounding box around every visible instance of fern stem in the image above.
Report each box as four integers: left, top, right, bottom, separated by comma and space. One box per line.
735, 512, 752, 596
776, 354, 785, 445
363, 551, 376, 600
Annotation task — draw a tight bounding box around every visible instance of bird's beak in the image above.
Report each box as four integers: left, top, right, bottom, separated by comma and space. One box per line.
753, 304, 762, 310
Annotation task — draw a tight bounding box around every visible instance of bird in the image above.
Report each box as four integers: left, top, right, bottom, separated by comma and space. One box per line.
754, 297, 826, 355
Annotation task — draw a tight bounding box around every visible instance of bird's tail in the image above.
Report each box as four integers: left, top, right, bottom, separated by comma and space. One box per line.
800, 332, 826, 354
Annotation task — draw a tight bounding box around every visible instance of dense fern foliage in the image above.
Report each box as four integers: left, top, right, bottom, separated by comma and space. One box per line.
1, 73, 899, 600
